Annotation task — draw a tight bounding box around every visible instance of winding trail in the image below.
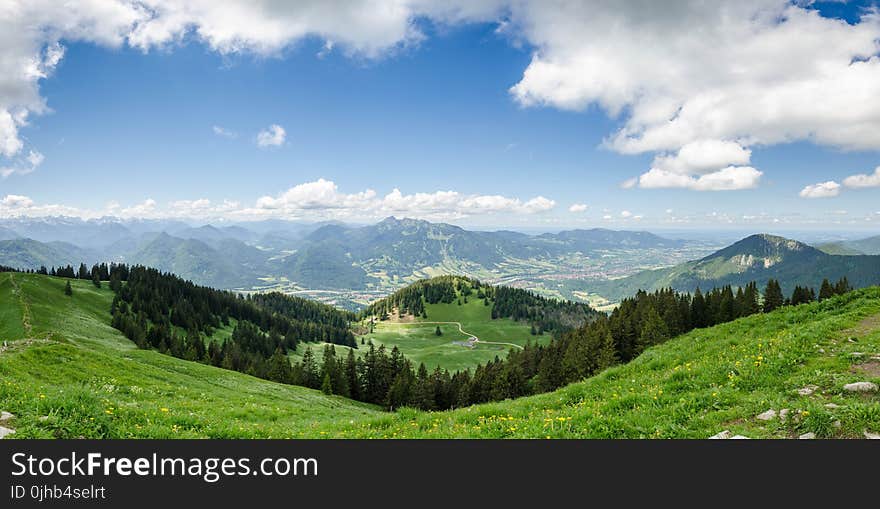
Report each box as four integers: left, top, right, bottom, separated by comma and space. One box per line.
7, 273, 32, 336
385, 320, 524, 351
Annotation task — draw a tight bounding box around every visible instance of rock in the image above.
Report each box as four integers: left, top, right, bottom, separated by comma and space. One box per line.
0, 411, 13, 422
864, 431, 880, 440
779, 409, 790, 422
730, 435, 750, 439
833, 420, 841, 429
709, 430, 731, 439
756, 409, 777, 421
798, 432, 816, 440
797, 385, 818, 396
0, 426, 14, 439
851, 352, 865, 358
818, 348, 825, 354
843, 381, 878, 393
824, 403, 841, 409
38, 416, 48, 422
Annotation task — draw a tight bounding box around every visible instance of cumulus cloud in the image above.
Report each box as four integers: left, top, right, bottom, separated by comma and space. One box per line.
639, 166, 762, 191
799, 181, 841, 198
568, 203, 588, 213
256, 124, 286, 148
506, 1, 880, 190
843, 166, 880, 188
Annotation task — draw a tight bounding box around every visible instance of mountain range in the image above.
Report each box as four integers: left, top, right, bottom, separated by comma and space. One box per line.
0, 216, 689, 290
589, 233, 880, 300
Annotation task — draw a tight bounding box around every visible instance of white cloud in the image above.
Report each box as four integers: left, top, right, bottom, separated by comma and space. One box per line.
1, 150, 45, 178
638, 166, 762, 191
1, 195, 34, 208
620, 177, 637, 189
799, 181, 841, 198
256, 124, 286, 148
620, 210, 632, 218
842, 166, 880, 188
244, 179, 555, 221
212, 125, 237, 138
568, 203, 588, 213
651, 140, 752, 175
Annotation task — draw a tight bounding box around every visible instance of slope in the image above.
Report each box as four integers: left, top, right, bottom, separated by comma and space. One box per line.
0, 273, 380, 438
591, 234, 880, 301
316, 286, 880, 438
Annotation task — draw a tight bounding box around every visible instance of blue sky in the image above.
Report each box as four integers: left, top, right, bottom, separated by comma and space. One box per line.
1, 1, 880, 230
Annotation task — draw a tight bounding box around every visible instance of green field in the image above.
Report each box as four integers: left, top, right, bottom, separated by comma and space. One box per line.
0, 273, 380, 438
319, 287, 880, 438
360, 298, 547, 372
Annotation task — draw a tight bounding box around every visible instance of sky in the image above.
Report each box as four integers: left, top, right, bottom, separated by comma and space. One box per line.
1, 1, 880, 230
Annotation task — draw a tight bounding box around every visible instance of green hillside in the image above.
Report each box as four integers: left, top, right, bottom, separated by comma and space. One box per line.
316, 287, 880, 438
362, 297, 543, 372
0, 272, 380, 438
591, 234, 880, 301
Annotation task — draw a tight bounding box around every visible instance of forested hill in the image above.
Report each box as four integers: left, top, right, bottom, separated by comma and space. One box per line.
108, 265, 356, 382
362, 275, 599, 334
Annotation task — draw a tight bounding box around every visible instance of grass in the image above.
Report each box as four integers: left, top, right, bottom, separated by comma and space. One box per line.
3, 272, 879, 439
0, 273, 380, 438
317, 287, 880, 438
360, 297, 546, 372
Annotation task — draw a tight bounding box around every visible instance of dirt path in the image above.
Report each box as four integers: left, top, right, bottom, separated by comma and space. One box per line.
384, 320, 524, 350
7, 273, 32, 336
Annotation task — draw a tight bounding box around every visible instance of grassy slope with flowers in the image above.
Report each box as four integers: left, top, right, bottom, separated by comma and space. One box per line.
316, 287, 880, 438
0, 272, 380, 438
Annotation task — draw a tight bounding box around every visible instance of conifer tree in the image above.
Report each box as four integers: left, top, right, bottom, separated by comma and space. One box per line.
435, 326, 442, 336
763, 279, 784, 312
64, 280, 73, 296
818, 279, 834, 301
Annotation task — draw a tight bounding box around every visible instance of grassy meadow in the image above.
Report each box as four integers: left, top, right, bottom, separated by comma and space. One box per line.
0, 272, 380, 438
359, 297, 547, 372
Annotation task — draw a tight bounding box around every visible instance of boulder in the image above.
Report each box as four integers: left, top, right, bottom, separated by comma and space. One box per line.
798, 432, 816, 440
756, 409, 777, 421
843, 381, 878, 393
709, 430, 731, 439
864, 431, 880, 440
0, 411, 13, 422
0, 426, 14, 439
797, 385, 818, 396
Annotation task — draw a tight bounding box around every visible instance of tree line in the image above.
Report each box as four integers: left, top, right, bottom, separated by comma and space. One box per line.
362, 275, 598, 334
105, 265, 357, 382
305, 276, 855, 410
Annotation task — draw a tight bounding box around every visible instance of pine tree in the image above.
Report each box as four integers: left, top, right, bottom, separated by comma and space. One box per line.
818, 279, 834, 301
638, 307, 668, 350
434, 326, 442, 336
320, 371, 332, 395
763, 279, 784, 313
64, 280, 73, 296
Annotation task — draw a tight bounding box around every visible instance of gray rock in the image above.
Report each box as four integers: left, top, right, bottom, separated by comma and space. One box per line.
850, 352, 865, 358
864, 431, 880, 440
730, 435, 750, 439
833, 420, 841, 429
709, 430, 731, 439
756, 409, 777, 421
0, 411, 13, 422
798, 432, 816, 440
824, 403, 841, 409
797, 385, 818, 396
843, 381, 878, 393
0, 426, 14, 439
779, 409, 790, 422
